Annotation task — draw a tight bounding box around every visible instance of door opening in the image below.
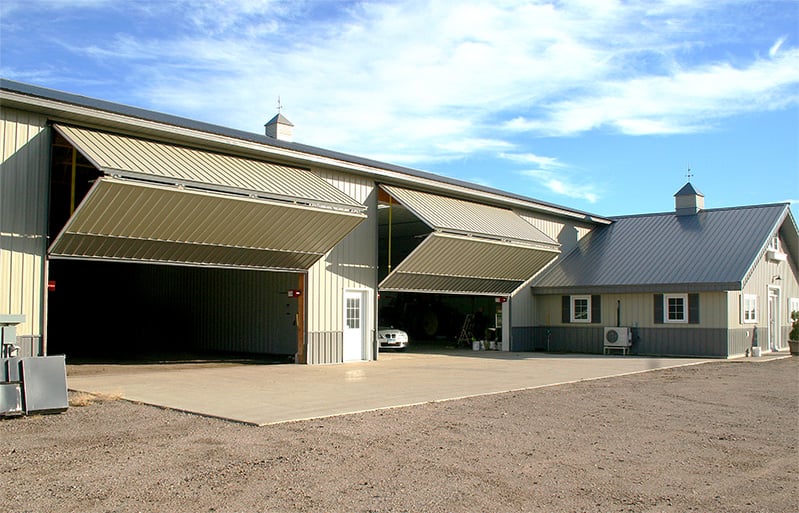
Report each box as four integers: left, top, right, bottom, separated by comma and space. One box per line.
768, 287, 781, 351
343, 290, 366, 361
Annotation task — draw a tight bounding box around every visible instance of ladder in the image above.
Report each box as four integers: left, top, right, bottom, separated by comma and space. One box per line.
456, 314, 474, 348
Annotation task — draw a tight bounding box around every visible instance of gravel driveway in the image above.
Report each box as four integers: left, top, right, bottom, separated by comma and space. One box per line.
2, 357, 797, 513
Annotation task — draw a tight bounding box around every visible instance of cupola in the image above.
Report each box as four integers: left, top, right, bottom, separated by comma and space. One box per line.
674, 182, 704, 216
264, 113, 294, 142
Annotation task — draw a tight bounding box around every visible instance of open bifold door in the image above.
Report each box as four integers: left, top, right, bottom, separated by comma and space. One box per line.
49, 177, 365, 270
378, 185, 560, 295
49, 125, 367, 271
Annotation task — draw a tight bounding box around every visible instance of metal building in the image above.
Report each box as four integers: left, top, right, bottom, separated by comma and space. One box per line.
1, 79, 606, 364
530, 189, 799, 357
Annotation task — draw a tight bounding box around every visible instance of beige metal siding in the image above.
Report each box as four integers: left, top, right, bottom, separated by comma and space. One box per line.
734, 233, 799, 336
54, 124, 364, 211
535, 292, 728, 328
306, 170, 377, 363
49, 177, 365, 270
511, 212, 593, 330
516, 210, 593, 255
0, 108, 49, 345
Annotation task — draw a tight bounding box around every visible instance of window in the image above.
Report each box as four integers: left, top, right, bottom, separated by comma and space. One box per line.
345, 297, 360, 329
768, 236, 780, 252
654, 293, 699, 324
571, 295, 591, 323
788, 297, 799, 317
561, 295, 600, 324
741, 294, 757, 323
664, 294, 688, 323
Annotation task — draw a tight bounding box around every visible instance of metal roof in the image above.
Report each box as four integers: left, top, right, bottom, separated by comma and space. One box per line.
54, 124, 363, 212
381, 185, 558, 246
1, 79, 608, 224
49, 177, 366, 271
379, 232, 559, 295
675, 182, 704, 197
531, 203, 792, 294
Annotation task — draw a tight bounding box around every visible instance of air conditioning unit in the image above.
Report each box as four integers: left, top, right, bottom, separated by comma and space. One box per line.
604, 327, 632, 348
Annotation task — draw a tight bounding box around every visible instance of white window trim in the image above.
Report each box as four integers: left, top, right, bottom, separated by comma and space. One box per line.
788, 297, 799, 317
768, 235, 781, 252
570, 295, 591, 323
664, 293, 688, 324
741, 294, 758, 324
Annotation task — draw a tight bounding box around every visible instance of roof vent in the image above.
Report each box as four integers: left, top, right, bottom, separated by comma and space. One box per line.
264, 113, 294, 142
674, 182, 704, 216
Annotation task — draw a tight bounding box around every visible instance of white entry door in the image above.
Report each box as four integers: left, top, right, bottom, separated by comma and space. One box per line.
343, 290, 365, 361
768, 288, 781, 351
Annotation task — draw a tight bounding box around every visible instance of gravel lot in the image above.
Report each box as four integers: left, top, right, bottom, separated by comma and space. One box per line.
2, 357, 797, 513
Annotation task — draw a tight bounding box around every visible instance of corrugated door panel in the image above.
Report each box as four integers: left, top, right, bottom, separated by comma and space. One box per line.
380, 184, 557, 245
54, 124, 364, 211
379, 233, 558, 295
49, 177, 365, 271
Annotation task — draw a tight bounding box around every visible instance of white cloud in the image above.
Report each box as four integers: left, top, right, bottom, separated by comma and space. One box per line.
9, 0, 798, 164
769, 36, 786, 58
506, 49, 799, 135
500, 151, 600, 203
519, 168, 601, 204
499, 152, 566, 171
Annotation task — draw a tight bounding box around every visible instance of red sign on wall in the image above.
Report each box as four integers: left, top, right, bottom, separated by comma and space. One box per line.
47, 280, 56, 292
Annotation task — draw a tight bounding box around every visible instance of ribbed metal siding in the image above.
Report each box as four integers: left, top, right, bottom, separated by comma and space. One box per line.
516, 210, 594, 254
49, 177, 365, 270
379, 233, 558, 295
183, 267, 298, 354
50, 261, 299, 355
306, 170, 377, 364
0, 108, 49, 346
521, 326, 727, 356
535, 292, 727, 329
736, 231, 799, 348
54, 124, 364, 210
307, 332, 343, 365
381, 185, 557, 245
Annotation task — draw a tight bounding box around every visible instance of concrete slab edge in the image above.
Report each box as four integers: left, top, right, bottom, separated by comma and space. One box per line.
69, 357, 793, 427
255, 358, 717, 426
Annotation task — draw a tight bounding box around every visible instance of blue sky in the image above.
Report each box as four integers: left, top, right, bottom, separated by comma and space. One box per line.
1, 0, 797, 216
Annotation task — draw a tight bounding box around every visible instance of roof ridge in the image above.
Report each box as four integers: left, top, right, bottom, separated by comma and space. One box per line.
610, 202, 788, 220
0, 78, 608, 223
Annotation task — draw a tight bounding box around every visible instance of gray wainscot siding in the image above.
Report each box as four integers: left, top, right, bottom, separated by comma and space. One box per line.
306, 331, 343, 365
514, 326, 729, 357
631, 327, 727, 357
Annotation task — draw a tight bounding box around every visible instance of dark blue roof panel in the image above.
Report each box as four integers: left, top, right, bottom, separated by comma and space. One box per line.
532, 203, 790, 293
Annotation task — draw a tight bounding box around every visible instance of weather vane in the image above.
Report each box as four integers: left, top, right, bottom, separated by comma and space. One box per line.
276, 96, 283, 114
686, 165, 694, 182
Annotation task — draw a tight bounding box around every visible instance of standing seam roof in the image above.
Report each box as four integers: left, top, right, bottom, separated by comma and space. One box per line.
531, 203, 790, 292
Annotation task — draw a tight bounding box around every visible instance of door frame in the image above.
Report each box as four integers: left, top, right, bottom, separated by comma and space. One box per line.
767, 285, 782, 351
343, 288, 369, 362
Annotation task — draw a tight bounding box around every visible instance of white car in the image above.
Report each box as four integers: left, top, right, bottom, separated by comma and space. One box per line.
378, 327, 409, 350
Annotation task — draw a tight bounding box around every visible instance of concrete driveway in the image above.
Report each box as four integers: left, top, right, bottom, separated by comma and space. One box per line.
67, 351, 714, 425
